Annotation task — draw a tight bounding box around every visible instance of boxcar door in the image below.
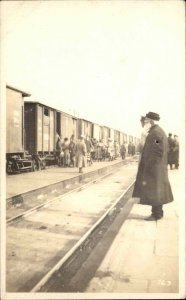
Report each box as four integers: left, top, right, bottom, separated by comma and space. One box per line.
6, 88, 24, 154
37, 105, 43, 152
43, 107, 50, 152
49, 110, 55, 151
56, 112, 61, 138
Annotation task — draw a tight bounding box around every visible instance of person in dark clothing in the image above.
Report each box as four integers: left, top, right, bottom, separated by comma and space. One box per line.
56, 136, 62, 166
120, 142, 126, 160
167, 133, 175, 169
128, 142, 132, 156
132, 112, 173, 221
62, 138, 70, 167
85, 136, 93, 165
69, 135, 76, 167
76, 135, 87, 173
131, 142, 136, 156
173, 135, 179, 169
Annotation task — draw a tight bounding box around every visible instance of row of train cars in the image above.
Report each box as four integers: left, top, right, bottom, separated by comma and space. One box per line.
6, 85, 140, 174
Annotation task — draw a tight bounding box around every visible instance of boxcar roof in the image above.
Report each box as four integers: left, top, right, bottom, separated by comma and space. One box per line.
80, 117, 105, 128
6, 85, 31, 97
24, 100, 78, 119
80, 118, 93, 124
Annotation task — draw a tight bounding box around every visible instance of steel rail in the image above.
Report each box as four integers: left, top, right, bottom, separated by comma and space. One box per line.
6, 171, 114, 224
31, 179, 135, 292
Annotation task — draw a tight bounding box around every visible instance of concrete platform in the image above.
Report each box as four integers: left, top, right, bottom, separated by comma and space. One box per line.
6, 157, 135, 205
84, 168, 185, 297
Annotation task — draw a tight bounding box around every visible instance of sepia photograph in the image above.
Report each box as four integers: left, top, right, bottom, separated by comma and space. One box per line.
0, 0, 185, 299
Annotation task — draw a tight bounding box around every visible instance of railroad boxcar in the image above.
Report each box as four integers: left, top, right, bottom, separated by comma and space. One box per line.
114, 129, 120, 144
77, 118, 93, 139
24, 101, 56, 168
109, 128, 115, 141
92, 122, 102, 141
6, 85, 33, 173
119, 132, 124, 145
128, 135, 133, 143
56, 110, 78, 141
24, 101, 78, 168
124, 133, 128, 143
102, 126, 110, 143
24, 101, 56, 154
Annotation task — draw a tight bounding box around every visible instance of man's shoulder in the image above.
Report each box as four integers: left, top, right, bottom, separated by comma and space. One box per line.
151, 125, 166, 136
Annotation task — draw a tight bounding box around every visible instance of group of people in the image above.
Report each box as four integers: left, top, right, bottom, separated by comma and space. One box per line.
167, 133, 179, 170
90, 138, 123, 162
56, 135, 76, 168
127, 142, 136, 156
56, 134, 87, 173
55, 134, 135, 173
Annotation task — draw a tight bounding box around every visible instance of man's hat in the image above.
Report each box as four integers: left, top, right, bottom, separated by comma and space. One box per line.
145, 112, 160, 121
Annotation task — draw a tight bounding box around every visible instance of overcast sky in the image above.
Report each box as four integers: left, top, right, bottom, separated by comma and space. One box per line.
2, 0, 185, 137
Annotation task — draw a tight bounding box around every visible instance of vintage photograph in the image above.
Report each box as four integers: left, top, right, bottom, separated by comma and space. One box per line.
0, 0, 185, 299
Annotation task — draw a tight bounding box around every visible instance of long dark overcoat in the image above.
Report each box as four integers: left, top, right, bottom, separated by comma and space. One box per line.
172, 140, 179, 165
132, 125, 173, 206
167, 136, 175, 164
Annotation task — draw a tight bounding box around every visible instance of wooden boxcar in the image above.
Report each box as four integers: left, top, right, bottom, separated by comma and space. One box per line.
128, 135, 133, 143
6, 85, 33, 173
24, 101, 78, 167
92, 123, 102, 141
24, 101, 56, 155
78, 118, 93, 139
109, 128, 115, 141
114, 129, 120, 144
56, 110, 78, 141
101, 126, 110, 143
119, 132, 124, 145
124, 133, 128, 143
25, 102, 78, 153
6, 85, 30, 156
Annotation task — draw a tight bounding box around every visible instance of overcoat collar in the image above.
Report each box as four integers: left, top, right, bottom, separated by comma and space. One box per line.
148, 124, 159, 133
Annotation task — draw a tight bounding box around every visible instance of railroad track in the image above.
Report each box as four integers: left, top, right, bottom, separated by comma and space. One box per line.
6, 158, 136, 221
6, 162, 137, 292
6, 171, 114, 224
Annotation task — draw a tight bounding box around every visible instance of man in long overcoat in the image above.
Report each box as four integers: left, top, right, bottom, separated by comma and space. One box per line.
132, 112, 173, 221
167, 133, 175, 169
75, 135, 87, 173
120, 142, 126, 160
69, 135, 76, 167
128, 142, 132, 156
173, 135, 179, 169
